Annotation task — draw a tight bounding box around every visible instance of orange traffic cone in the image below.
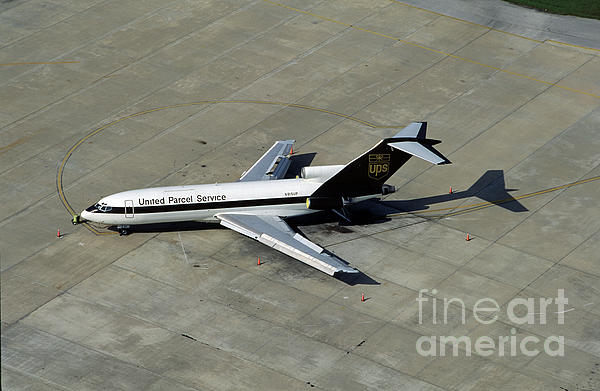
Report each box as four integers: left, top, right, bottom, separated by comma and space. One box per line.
449, 186, 453, 194
466, 233, 471, 241
361, 293, 365, 302
290, 146, 293, 155
257, 257, 261, 266
57, 228, 61, 238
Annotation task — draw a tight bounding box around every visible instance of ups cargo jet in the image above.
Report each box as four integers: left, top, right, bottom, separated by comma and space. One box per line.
79, 122, 450, 276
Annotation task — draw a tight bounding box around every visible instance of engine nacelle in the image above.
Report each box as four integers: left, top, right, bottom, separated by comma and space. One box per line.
306, 197, 344, 210
300, 165, 345, 181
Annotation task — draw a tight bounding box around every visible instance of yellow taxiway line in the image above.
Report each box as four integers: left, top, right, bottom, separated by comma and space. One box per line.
0, 61, 80, 66
2, 98, 398, 155
56, 100, 400, 235
391, 0, 600, 52
262, 0, 600, 99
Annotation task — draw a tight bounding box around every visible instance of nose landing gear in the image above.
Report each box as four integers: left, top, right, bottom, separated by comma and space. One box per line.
72, 214, 81, 225
117, 225, 130, 236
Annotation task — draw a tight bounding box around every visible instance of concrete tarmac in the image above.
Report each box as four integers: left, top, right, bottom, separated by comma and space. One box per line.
1, 1, 599, 390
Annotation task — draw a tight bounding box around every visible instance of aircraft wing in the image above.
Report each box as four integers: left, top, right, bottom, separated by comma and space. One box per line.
216, 213, 358, 276
239, 140, 294, 182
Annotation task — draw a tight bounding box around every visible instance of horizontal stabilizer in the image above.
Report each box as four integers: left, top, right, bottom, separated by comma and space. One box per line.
388, 141, 450, 165
311, 121, 450, 198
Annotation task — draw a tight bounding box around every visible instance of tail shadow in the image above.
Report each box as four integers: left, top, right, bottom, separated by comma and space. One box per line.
381, 169, 528, 213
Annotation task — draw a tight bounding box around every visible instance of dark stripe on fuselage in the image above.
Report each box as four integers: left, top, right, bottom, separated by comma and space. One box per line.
91, 196, 308, 215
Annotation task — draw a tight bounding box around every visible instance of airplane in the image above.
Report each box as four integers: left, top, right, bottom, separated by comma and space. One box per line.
77, 122, 450, 276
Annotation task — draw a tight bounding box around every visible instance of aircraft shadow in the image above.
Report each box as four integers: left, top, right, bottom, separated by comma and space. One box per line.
107, 221, 221, 233
379, 169, 528, 214
108, 217, 380, 285
335, 271, 379, 286
287, 214, 381, 286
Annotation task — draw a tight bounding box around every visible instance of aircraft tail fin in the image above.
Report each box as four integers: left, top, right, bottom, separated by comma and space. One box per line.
312, 122, 450, 198
387, 122, 451, 165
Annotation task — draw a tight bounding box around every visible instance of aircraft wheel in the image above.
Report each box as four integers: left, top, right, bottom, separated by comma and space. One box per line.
119, 228, 129, 236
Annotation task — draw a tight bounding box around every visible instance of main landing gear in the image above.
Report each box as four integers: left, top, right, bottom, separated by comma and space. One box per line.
117, 225, 130, 236
332, 208, 352, 224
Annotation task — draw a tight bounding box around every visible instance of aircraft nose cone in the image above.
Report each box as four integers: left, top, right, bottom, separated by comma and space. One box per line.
80, 210, 91, 221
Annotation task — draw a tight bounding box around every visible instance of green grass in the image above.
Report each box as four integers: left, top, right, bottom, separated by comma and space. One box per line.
504, 0, 600, 19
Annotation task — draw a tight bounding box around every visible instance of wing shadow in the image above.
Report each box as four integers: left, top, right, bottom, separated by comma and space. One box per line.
335, 271, 380, 285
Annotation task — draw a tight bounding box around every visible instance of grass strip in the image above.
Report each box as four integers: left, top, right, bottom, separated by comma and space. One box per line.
504, 0, 600, 19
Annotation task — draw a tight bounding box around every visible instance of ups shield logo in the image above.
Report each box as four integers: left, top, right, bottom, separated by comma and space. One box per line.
368, 154, 391, 179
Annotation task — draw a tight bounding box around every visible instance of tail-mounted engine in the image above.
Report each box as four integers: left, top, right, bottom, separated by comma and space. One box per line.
301, 165, 345, 181
305, 196, 344, 210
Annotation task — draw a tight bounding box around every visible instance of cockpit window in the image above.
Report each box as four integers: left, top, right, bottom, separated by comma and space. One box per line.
96, 202, 112, 212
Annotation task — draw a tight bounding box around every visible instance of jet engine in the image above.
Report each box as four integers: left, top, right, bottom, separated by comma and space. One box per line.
300, 165, 345, 181
305, 196, 344, 210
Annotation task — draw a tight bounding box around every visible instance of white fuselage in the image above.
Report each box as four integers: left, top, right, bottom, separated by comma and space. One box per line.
81, 178, 377, 227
